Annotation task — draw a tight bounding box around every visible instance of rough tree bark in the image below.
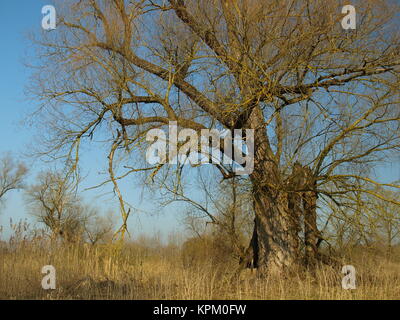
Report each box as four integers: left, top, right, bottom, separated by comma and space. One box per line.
303, 168, 319, 269
237, 107, 300, 275
239, 107, 320, 275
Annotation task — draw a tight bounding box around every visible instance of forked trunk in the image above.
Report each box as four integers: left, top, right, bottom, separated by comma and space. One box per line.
246, 107, 302, 275
242, 107, 319, 276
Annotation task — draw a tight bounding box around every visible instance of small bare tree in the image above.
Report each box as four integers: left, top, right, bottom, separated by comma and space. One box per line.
26, 170, 115, 244
26, 171, 89, 242
373, 190, 400, 252
84, 210, 115, 245
0, 154, 28, 207
324, 185, 400, 253
367, 188, 400, 250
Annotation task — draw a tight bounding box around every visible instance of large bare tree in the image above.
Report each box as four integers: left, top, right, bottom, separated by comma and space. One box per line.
29, 0, 400, 274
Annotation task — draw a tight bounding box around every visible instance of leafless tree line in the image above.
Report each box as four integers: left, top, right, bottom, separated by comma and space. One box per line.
0, 154, 114, 244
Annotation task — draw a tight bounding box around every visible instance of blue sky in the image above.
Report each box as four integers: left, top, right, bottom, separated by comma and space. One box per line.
0, 1, 187, 241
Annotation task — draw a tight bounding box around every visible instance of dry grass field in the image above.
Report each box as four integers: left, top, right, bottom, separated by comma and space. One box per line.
1, 227, 399, 300
1, 0, 400, 304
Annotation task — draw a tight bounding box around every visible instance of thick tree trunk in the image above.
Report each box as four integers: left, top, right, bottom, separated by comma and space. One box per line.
252, 187, 301, 275
242, 107, 321, 276
247, 167, 320, 275
245, 107, 302, 275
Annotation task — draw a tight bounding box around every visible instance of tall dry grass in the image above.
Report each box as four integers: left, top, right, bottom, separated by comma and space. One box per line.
0, 223, 399, 300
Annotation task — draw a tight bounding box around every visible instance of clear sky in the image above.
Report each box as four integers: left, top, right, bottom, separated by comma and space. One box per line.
0, 1, 188, 241
0, 1, 399, 242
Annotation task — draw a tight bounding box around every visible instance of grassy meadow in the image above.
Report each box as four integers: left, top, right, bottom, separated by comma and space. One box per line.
1, 225, 399, 300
